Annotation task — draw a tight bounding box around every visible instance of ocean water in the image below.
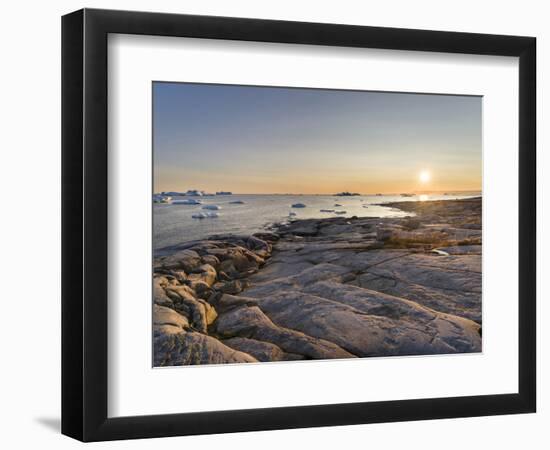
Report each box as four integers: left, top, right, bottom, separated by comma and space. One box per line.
153, 193, 479, 250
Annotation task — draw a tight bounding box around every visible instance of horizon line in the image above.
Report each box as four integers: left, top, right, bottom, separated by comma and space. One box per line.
155, 190, 483, 196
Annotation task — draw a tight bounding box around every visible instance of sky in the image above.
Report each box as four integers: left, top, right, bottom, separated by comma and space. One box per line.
153, 82, 481, 194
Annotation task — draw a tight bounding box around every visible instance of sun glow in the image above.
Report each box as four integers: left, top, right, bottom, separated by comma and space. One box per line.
419, 170, 431, 183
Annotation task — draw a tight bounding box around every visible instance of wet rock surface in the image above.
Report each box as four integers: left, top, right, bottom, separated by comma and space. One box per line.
153, 197, 482, 366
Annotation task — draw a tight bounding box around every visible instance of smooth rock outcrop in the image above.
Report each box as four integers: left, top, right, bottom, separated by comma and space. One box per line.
222, 337, 302, 362
152, 198, 483, 365
154, 331, 258, 365
215, 305, 354, 360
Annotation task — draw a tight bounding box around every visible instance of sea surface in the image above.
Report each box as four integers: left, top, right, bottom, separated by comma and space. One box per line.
153, 193, 479, 250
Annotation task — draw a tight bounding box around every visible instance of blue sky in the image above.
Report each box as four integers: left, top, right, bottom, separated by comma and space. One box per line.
153, 82, 481, 194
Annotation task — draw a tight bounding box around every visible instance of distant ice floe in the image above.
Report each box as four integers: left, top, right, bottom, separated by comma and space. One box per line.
192, 212, 219, 219
186, 189, 205, 196
291, 203, 307, 208
335, 191, 360, 196
334, 210, 347, 215
202, 205, 221, 210
172, 199, 202, 205
153, 195, 172, 204
320, 209, 335, 213
229, 200, 245, 204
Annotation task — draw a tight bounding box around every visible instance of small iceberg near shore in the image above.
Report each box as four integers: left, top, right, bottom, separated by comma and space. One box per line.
229, 200, 245, 204
202, 205, 221, 210
153, 195, 172, 204
320, 209, 335, 213
291, 203, 307, 208
192, 212, 219, 219
172, 198, 202, 205
186, 189, 205, 196
334, 210, 347, 215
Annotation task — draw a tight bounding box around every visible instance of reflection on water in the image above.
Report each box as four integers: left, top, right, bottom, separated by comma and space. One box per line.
153, 193, 479, 250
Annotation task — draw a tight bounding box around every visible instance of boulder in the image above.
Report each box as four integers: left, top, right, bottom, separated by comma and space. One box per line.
153, 304, 189, 333
222, 337, 288, 362
215, 305, 354, 360
246, 236, 272, 253
154, 331, 258, 366
188, 263, 217, 287
253, 232, 280, 242
157, 249, 202, 272
163, 285, 214, 333
201, 254, 220, 268
217, 279, 247, 295
191, 281, 213, 299
153, 277, 173, 307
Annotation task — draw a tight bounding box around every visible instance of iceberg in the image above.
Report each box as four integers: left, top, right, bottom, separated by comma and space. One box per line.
153, 195, 172, 204
288, 211, 297, 216
202, 205, 221, 210
334, 210, 347, 215
186, 189, 205, 196
192, 212, 219, 219
229, 200, 245, 204
334, 203, 343, 207
172, 199, 202, 205
291, 203, 307, 208
320, 209, 335, 213
216, 191, 232, 195
335, 191, 360, 196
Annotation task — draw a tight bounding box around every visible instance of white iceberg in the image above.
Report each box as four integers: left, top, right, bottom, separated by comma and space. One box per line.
291, 203, 307, 208
185, 189, 205, 196
153, 195, 172, 204
192, 212, 219, 219
172, 198, 202, 205
202, 205, 221, 210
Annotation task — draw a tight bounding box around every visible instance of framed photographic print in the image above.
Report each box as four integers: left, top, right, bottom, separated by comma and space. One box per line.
61, 8, 536, 441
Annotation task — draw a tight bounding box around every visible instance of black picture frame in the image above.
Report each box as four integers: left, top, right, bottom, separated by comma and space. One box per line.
61, 8, 536, 442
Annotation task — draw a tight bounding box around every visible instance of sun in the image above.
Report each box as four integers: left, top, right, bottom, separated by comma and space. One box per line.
419, 170, 431, 183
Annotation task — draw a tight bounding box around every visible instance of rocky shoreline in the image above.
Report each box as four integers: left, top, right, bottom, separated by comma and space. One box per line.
153, 197, 482, 366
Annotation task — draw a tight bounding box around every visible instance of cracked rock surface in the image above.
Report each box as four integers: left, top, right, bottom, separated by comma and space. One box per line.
153, 197, 482, 366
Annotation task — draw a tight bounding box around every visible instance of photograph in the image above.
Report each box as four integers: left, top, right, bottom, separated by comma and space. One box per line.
152, 82, 483, 367
53, 4, 538, 444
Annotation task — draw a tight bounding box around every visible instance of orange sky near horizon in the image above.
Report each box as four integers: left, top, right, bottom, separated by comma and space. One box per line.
153, 83, 482, 195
